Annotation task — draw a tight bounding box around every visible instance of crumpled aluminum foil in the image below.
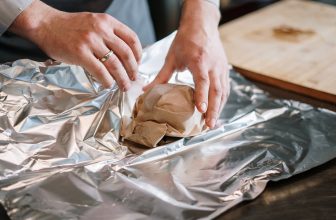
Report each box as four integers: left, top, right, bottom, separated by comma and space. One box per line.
0, 33, 335, 220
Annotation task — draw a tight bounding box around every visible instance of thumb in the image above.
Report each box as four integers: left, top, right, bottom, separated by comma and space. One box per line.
143, 56, 175, 91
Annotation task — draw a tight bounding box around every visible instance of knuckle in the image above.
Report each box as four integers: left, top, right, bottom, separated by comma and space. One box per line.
108, 56, 120, 70
197, 73, 209, 83
128, 31, 137, 42
109, 37, 117, 45
92, 64, 105, 78
123, 54, 131, 63
128, 36, 138, 48
208, 110, 218, 118
121, 80, 130, 89
90, 13, 111, 32
93, 13, 110, 23
192, 48, 208, 65
73, 43, 86, 54
76, 53, 87, 62
81, 31, 95, 44
130, 38, 137, 46
84, 12, 95, 20
212, 84, 222, 96
121, 47, 132, 61
192, 56, 203, 66
129, 65, 137, 76
96, 23, 106, 33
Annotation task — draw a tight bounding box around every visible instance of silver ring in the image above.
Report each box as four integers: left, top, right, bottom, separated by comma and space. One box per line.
99, 50, 114, 63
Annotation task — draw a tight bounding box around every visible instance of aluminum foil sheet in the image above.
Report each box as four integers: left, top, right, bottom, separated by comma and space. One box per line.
0, 33, 336, 220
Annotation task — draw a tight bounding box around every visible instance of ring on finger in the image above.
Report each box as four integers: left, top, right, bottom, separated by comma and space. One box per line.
99, 50, 114, 63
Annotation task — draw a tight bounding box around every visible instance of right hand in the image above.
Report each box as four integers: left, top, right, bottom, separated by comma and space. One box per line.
10, 0, 142, 90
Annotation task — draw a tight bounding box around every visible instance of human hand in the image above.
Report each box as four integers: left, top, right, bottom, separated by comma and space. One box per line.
144, 0, 230, 128
10, 0, 142, 90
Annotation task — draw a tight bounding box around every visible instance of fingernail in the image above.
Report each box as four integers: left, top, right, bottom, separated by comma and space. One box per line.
131, 72, 137, 81
123, 83, 131, 91
200, 102, 207, 113
209, 118, 216, 128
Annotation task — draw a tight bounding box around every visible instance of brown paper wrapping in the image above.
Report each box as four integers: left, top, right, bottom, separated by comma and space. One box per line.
121, 84, 207, 147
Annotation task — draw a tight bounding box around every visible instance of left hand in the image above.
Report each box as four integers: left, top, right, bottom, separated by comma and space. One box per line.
144, 0, 230, 128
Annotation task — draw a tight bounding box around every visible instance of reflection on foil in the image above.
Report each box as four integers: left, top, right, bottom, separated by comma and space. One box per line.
0, 33, 336, 219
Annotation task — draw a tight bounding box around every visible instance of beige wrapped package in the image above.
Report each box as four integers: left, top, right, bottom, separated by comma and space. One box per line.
121, 84, 207, 147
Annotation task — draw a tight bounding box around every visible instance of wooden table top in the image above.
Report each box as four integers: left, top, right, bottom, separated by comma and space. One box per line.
220, 0, 336, 104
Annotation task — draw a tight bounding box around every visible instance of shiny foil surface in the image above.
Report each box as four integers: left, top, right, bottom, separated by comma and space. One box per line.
0, 33, 335, 220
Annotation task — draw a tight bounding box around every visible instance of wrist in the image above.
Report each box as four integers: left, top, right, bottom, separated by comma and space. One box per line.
9, 0, 61, 43
180, 0, 220, 32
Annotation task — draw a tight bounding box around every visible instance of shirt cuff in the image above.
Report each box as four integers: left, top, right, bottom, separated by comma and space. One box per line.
181, 0, 220, 8
0, 0, 34, 35
204, 0, 220, 7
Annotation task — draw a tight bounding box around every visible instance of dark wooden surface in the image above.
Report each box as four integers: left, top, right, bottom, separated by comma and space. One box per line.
218, 156, 336, 220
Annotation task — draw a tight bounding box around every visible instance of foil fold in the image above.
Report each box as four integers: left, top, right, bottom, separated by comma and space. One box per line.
0, 33, 335, 219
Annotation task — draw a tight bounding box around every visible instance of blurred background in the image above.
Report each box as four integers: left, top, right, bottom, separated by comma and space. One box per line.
148, 0, 336, 40
2, 0, 335, 63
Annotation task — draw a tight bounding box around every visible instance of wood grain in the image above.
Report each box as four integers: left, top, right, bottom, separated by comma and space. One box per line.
220, 0, 336, 103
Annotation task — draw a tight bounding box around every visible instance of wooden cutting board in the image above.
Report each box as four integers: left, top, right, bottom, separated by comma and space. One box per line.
219, 0, 336, 103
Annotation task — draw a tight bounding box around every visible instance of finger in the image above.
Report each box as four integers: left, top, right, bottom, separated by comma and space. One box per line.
94, 43, 131, 91
112, 20, 142, 63
105, 35, 138, 81
189, 64, 210, 114
219, 81, 226, 113
81, 50, 114, 88
206, 71, 222, 128
143, 55, 175, 91
219, 69, 230, 111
